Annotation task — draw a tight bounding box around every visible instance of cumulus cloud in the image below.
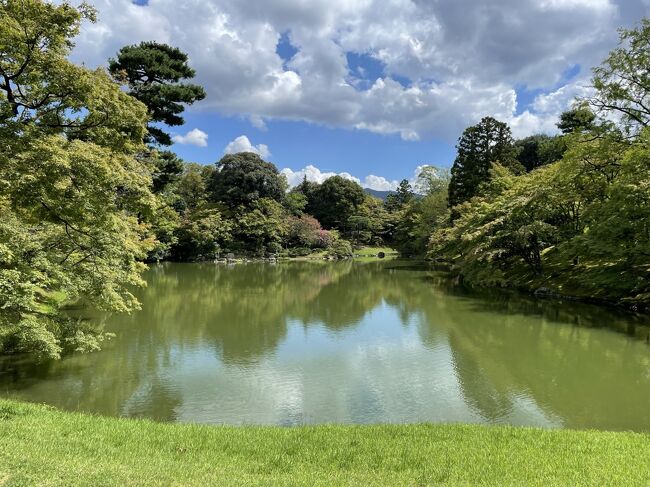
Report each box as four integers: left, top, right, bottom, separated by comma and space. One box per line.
224, 135, 271, 158
363, 175, 400, 191
281, 165, 360, 187
172, 128, 209, 147
68, 0, 649, 141
280, 165, 400, 191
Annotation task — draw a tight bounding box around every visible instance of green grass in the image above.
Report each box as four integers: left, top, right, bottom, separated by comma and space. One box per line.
353, 246, 398, 257
1, 400, 649, 486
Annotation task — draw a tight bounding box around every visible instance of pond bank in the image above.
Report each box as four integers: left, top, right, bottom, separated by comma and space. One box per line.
1, 400, 648, 486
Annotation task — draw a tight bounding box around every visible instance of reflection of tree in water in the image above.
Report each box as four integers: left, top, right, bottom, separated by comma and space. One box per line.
2, 261, 648, 429
410, 274, 650, 430
427, 272, 650, 341
0, 336, 184, 421
137, 261, 432, 361
140, 262, 357, 362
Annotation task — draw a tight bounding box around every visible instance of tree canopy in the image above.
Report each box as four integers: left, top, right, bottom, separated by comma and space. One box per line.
306, 176, 366, 229
109, 41, 206, 146
448, 116, 522, 208
0, 0, 155, 358
591, 19, 650, 130
208, 152, 287, 207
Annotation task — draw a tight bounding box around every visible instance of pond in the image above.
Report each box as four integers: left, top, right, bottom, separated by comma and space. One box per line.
1, 260, 649, 431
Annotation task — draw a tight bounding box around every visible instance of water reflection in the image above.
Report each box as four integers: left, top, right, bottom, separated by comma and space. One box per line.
0, 261, 648, 430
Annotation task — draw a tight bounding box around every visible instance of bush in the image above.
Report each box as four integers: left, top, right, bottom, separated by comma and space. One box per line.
328, 239, 353, 259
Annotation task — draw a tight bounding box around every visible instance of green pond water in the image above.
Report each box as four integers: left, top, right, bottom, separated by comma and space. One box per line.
1, 260, 649, 430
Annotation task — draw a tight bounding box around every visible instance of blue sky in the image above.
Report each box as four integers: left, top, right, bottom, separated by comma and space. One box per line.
71, 0, 649, 189
171, 107, 457, 182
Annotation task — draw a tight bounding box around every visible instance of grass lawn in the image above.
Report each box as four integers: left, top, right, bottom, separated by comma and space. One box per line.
353, 246, 398, 257
1, 400, 649, 486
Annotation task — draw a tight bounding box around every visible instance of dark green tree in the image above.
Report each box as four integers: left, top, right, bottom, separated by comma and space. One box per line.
208, 152, 287, 207
515, 134, 567, 172
152, 150, 184, 193
306, 176, 366, 229
385, 179, 414, 211
448, 116, 521, 208
109, 42, 206, 146
557, 104, 596, 134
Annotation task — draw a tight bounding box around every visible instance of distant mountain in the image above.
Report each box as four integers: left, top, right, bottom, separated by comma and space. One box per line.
364, 188, 394, 201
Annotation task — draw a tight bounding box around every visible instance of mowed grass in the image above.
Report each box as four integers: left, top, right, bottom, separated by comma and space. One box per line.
1, 400, 649, 486
353, 246, 398, 257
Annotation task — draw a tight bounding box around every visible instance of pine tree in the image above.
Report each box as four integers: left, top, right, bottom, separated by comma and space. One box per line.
448, 117, 521, 208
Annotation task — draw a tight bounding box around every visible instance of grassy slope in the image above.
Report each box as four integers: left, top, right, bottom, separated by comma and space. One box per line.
1, 400, 649, 486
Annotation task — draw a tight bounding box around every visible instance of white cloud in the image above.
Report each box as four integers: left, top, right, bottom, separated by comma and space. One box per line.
172, 128, 209, 147
68, 0, 647, 141
281, 165, 359, 187
249, 115, 268, 130
224, 135, 271, 158
363, 175, 400, 191
281, 165, 401, 191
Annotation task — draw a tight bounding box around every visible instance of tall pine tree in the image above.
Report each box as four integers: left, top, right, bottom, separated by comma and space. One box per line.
448, 117, 521, 208
109, 42, 206, 146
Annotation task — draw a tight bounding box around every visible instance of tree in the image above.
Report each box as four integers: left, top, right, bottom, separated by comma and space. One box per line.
515, 134, 567, 171
152, 150, 184, 193
385, 179, 414, 211
448, 117, 522, 208
295, 176, 318, 199
284, 191, 308, 216
109, 42, 206, 146
0, 0, 155, 358
174, 163, 212, 212
231, 198, 288, 255
306, 176, 366, 229
171, 207, 232, 261
589, 19, 650, 131
209, 152, 287, 207
414, 166, 451, 195
287, 214, 323, 248
557, 104, 596, 134
393, 166, 450, 256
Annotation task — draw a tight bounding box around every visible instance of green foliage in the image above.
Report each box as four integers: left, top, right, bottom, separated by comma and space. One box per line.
151, 150, 184, 193
0, 0, 155, 358
448, 117, 523, 208
430, 126, 649, 305
431, 164, 561, 281
327, 238, 353, 259
284, 190, 308, 216
109, 42, 206, 146
209, 152, 287, 207
393, 167, 450, 256
287, 247, 313, 257
306, 176, 366, 229
230, 198, 288, 255
557, 103, 596, 134
287, 214, 325, 248
385, 179, 413, 211
591, 19, 650, 131
171, 207, 232, 261
173, 163, 212, 212
515, 134, 567, 171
